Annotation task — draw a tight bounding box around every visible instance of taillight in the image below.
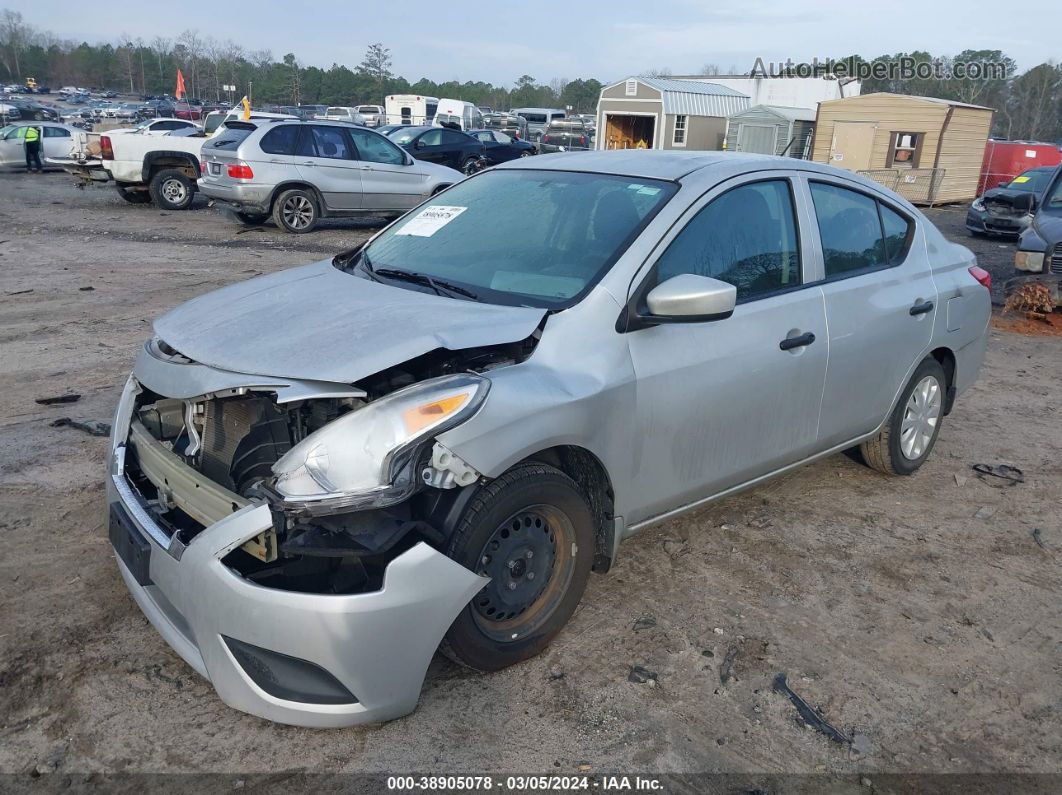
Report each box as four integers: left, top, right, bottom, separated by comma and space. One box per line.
969, 265, 991, 290
227, 163, 254, 179
579, 136, 587, 146
542, 134, 550, 143
100, 135, 113, 160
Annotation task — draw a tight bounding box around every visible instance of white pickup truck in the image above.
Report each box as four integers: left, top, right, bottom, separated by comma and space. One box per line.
50, 111, 296, 210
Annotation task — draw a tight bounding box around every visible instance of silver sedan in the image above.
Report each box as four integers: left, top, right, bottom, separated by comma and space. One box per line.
108, 151, 990, 727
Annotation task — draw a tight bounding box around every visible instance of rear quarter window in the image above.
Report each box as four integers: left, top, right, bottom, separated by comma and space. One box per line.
259, 125, 300, 155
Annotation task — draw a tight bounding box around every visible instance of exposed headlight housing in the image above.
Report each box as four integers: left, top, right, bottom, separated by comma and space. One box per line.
271, 374, 489, 513
971, 198, 985, 212
1014, 251, 1045, 273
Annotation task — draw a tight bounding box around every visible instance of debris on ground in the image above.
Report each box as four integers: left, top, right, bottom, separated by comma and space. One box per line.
973, 506, 996, 520
35, 394, 81, 405
1032, 528, 1045, 549
548, 666, 565, 682
772, 673, 852, 745
5, 289, 33, 296
719, 645, 740, 684
50, 417, 111, 437
628, 665, 658, 684
972, 463, 1024, 486
954, 474, 967, 487
1003, 282, 1053, 318
79, 286, 95, 292
632, 615, 657, 632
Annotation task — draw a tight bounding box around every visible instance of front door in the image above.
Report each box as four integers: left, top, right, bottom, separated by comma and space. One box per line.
802, 177, 937, 447
0, 125, 29, 166
349, 127, 425, 210
624, 175, 829, 524
296, 125, 362, 210
737, 123, 776, 154
829, 121, 877, 171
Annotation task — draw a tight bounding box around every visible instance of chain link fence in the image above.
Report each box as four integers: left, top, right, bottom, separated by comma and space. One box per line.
856, 168, 947, 205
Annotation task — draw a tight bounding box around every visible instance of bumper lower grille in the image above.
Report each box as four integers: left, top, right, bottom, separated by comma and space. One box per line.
1050, 243, 1062, 275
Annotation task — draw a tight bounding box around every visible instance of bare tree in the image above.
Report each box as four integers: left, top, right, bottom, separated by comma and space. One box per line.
549, 76, 569, 101
0, 9, 31, 80
117, 33, 136, 93
177, 29, 204, 97
135, 37, 146, 94
700, 63, 721, 76
151, 36, 171, 88
643, 67, 673, 78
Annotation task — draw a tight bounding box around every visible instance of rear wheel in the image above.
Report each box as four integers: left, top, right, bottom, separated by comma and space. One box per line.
115, 182, 150, 204
441, 463, 594, 672
860, 357, 947, 476
461, 156, 482, 176
148, 168, 195, 210
272, 188, 319, 233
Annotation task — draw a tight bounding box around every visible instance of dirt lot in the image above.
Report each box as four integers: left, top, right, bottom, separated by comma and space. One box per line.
1, 172, 1060, 783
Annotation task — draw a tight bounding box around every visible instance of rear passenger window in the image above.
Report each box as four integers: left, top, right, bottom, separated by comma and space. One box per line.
810, 182, 914, 276
810, 183, 887, 277
260, 125, 299, 155
310, 126, 352, 159
654, 179, 801, 301
880, 202, 913, 264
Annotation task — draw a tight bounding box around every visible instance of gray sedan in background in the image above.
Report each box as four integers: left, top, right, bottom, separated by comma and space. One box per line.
108, 151, 990, 727
198, 120, 462, 232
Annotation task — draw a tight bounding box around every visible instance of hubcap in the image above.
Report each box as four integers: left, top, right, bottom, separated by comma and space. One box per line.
900, 375, 941, 460
162, 178, 187, 203
282, 196, 314, 229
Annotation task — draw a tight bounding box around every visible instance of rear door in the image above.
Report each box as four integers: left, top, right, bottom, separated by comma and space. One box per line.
296, 125, 362, 210
42, 125, 72, 159
802, 176, 936, 447
412, 128, 446, 164
348, 127, 425, 210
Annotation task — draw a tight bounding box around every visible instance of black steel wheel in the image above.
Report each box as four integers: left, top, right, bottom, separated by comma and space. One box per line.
441, 462, 594, 671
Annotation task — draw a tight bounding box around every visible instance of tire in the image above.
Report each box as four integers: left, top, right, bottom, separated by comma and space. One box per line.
233, 210, 269, 226
519, 149, 533, 157
115, 182, 150, 204
860, 357, 947, 476
272, 188, 319, 233
148, 168, 195, 210
441, 462, 595, 672
461, 156, 481, 176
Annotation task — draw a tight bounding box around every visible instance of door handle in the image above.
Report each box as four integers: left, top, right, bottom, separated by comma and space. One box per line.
301, 161, 316, 166
909, 300, 934, 316
779, 331, 816, 351
359, 165, 373, 170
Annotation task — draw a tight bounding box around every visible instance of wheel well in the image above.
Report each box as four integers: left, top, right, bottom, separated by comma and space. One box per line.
930, 347, 957, 414
522, 446, 616, 573
431, 183, 452, 195
145, 154, 199, 181
269, 182, 325, 213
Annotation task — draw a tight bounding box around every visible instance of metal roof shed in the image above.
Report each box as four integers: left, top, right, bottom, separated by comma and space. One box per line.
725, 105, 816, 158
596, 77, 749, 151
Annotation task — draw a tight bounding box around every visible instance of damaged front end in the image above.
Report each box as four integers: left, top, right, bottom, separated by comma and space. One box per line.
108, 332, 536, 726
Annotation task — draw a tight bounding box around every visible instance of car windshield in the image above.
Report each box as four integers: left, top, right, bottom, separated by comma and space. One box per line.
1007, 169, 1054, 194
386, 127, 425, 145
351, 169, 676, 309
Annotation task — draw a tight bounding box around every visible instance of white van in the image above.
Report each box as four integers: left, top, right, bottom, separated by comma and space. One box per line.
384, 94, 439, 127
431, 99, 484, 132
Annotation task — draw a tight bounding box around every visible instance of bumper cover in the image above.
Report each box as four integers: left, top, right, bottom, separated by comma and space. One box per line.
107, 378, 487, 727
197, 180, 273, 213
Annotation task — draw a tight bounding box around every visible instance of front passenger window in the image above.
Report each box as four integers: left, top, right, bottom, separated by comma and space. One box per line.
654, 179, 801, 301
349, 128, 405, 165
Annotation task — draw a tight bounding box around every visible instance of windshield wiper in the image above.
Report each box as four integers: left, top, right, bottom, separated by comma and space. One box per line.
372, 267, 480, 301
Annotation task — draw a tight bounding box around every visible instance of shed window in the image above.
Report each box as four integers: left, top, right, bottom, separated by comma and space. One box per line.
625, 79, 638, 96
673, 115, 687, 146
889, 132, 922, 168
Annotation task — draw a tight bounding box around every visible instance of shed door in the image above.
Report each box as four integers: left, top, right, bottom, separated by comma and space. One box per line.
736, 123, 776, 154
829, 121, 876, 171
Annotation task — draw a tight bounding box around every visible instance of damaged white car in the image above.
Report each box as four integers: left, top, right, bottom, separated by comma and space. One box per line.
108, 151, 990, 727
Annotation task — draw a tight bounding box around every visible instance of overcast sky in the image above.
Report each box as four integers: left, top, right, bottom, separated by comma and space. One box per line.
11, 0, 1059, 84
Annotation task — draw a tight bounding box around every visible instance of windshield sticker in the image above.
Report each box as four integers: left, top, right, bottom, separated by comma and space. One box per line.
395, 206, 467, 237
1012, 176, 1030, 183
626, 183, 662, 196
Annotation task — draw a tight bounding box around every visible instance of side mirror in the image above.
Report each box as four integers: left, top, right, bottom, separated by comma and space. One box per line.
643, 274, 737, 323
414, 140, 425, 149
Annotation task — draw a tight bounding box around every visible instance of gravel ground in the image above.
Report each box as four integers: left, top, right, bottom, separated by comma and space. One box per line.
1, 172, 1060, 783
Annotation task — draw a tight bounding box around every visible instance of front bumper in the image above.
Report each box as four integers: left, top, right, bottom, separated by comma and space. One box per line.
107, 376, 486, 727
197, 180, 273, 213
965, 208, 1023, 236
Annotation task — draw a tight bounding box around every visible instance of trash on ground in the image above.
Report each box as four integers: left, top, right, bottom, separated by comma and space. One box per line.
35, 394, 81, 405
6, 289, 33, 296
628, 665, 658, 684
972, 463, 1024, 486
772, 672, 852, 745
79, 286, 94, 292
632, 615, 657, 632
719, 645, 739, 684
50, 417, 111, 437
1032, 528, 1045, 549
973, 506, 996, 520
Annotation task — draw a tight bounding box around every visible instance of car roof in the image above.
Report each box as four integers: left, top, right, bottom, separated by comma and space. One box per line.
493, 150, 907, 189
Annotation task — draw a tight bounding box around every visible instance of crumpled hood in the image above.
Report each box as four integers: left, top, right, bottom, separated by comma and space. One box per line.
1031, 214, 1062, 244
154, 259, 546, 383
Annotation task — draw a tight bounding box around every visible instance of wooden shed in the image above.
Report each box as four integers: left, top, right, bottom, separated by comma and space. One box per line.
811, 92, 994, 204
725, 105, 816, 158
596, 77, 748, 151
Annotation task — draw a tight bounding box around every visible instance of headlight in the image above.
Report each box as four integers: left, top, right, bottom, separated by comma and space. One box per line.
971, 198, 985, 212
272, 374, 488, 510
1014, 251, 1045, 273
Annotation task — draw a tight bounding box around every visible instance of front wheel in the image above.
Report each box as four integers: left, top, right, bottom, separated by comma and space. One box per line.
519, 149, 533, 158
860, 357, 947, 475
148, 168, 195, 210
441, 463, 594, 672
272, 188, 319, 233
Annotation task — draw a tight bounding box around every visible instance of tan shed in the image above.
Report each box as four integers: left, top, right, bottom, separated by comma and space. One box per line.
596, 77, 748, 152
811, 93, 994, 204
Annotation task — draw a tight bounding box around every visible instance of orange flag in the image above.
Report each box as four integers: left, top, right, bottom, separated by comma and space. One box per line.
175, 69, 186, 99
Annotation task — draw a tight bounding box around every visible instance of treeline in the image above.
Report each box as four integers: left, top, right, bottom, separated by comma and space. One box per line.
2, 9, 1059, 140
